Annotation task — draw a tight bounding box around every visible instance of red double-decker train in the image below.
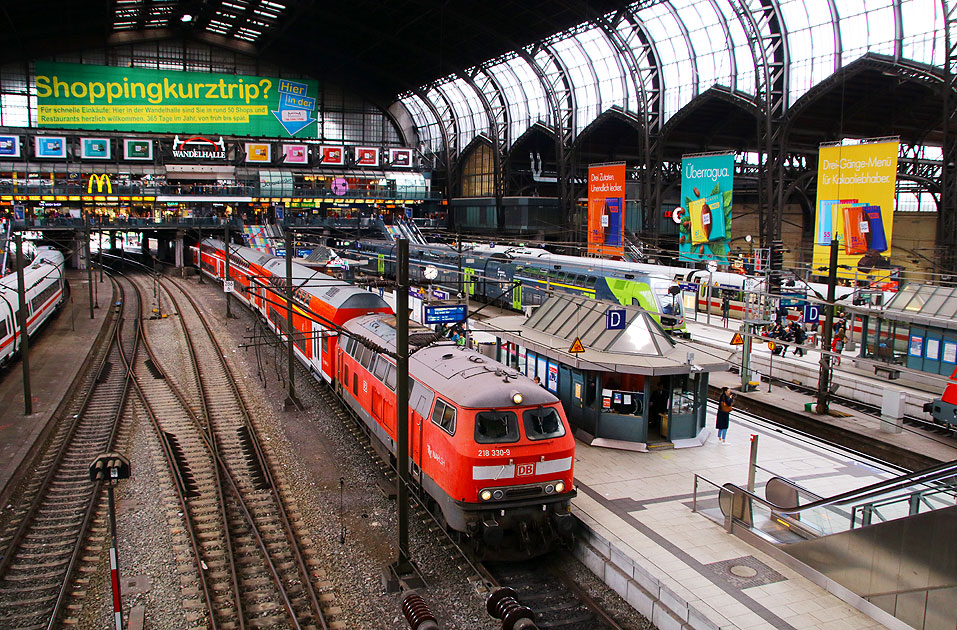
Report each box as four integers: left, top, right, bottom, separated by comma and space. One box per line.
193, 239, 576, 556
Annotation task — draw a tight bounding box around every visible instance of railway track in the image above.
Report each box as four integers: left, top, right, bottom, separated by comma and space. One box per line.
0, 277, 129, 629
124, 272, 330, 630
481, 557, 625, 630
776, 377, 957, 438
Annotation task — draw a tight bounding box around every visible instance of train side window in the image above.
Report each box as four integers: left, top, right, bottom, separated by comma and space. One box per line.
431, 399, 456, 435
357, 344, 373, 369
344, 336, 356, 356
0, 318, 7, 338
353, 373, 358, 396
523, 407, 566, 440
586, 276, 597, 288
475, 411, 519, 443
385, 365, 397, 390
373, 356, 390, 381
322, 333, 329, 354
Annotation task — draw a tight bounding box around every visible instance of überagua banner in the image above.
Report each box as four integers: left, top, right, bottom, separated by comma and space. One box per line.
678, 152, 734, 262
35, 62, 319, 137
587, 162, 626, 257
813, 139, 899, 281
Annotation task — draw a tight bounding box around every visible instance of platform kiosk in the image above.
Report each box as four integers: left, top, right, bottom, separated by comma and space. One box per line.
472, 294, 732, 451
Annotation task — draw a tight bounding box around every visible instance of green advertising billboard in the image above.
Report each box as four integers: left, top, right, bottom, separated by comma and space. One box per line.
35, 61, 319, 138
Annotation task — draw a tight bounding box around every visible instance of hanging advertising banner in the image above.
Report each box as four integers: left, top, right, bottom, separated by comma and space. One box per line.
34, 61, 319, 137
245, 142, 272, 163
170, 135, 226, 160
389, 148, 412, 167
678, 152, 734, 262
587, 162, 626, 257
0, 135, 20, 157
35, 136, 67, 158
80, 137, 111, 159
813, 139, 899, 281
320, 145, 344, 165
123, 139, 152, 160
355, 147, 379, 166
282, 143, 309, 164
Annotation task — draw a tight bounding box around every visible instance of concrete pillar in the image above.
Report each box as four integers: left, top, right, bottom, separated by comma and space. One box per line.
174, 230, 184, 268
141, 231, 150, 260
110, 230, 119, 251
74, 231, 88, 269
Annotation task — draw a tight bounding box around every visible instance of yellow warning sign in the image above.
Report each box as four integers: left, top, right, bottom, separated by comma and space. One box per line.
569, 337, 585, 354
730, 333, 744, 345
767, 341, 776, 352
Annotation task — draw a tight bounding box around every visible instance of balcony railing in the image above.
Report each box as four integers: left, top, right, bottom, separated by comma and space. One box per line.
0, 182, 441, 200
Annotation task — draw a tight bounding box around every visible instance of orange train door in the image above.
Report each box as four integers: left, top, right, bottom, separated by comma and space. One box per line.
410, 409, 424, 486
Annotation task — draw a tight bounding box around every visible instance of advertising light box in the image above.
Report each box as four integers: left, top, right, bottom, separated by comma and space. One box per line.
35, 62, 319, 137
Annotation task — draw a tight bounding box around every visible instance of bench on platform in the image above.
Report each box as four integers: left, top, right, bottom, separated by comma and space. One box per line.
874, 364, 901, 380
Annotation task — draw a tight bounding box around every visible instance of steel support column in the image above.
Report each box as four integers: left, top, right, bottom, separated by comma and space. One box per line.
460, 68, 510, 222
733, 0, 789, 248
941, 0, 957, 273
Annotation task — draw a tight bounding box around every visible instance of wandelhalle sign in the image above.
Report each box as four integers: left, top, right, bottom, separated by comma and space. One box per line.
35, 62, 319, 137
170, 135, 227, 160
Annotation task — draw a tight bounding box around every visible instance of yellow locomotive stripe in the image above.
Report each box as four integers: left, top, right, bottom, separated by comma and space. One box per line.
519, 276, 596, 294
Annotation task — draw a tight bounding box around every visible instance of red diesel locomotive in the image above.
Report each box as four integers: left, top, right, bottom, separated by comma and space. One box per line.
194, 239, 577, 555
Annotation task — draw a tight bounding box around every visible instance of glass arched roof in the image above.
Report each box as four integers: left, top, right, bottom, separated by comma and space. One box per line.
399, 0, 944, 153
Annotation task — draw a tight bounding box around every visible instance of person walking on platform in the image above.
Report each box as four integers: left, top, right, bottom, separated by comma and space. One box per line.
790, 321, 807, 356
721, 294, 731, 326
716, 387, 734, 443
832, 325, 846, 366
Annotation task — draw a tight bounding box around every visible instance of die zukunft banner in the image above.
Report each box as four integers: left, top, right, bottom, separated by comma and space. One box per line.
587, 162, 626, 258
678, 153, 734, 263
34, 61, 319, 138
813, 140, 899, 282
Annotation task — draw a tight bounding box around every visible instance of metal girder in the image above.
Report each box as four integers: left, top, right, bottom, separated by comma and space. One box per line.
411, 88, 454, 199
941, 0, 957, 272
460, 68, 509, 207
731, 0, 789, 248
599, 7, 665, 243
518, 44, 577, 241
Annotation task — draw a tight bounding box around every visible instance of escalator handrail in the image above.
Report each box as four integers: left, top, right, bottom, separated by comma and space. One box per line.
724, 459, 957, 516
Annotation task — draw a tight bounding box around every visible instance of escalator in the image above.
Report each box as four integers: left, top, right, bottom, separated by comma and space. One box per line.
694, 460, 957, 629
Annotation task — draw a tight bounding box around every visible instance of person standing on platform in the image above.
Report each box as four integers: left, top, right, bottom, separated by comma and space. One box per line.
716, 387, 734, 443
832, 325, 846, 366
721, 294, 731, 326
791, 321, 807, 356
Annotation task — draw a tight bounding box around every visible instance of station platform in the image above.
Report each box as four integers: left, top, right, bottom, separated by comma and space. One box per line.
684, 316, 944, 422
0, 270, 113, 505
569, 402, 922, 630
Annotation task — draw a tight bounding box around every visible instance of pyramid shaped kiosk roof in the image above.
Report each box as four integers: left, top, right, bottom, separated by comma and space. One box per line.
472, 294, 733, 376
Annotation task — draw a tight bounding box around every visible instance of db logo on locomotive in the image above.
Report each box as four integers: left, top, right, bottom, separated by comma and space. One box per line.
516, 463, 535, 477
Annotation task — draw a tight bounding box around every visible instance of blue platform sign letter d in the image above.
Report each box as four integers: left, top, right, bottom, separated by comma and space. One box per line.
606, 309, 626, 330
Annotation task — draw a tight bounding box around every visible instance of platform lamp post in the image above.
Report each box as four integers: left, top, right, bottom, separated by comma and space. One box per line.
392, 238, 412, 578
14, 232, 32, 415
89, 453, 131, 630
224, 224, 234, 319
816, 239, 840, 414
283, 229, 301, 410
87, 227, 96, 318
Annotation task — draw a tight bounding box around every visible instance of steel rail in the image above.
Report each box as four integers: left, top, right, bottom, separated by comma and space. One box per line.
165, 276, 328, 630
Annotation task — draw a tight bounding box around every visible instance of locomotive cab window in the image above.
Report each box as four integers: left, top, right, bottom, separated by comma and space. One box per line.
475, 411, 519, 444
523, 407, 566, 440
431, 399, 456, 435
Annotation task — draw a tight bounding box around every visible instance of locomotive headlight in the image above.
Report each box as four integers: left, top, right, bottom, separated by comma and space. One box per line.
512, 392, 523, 405
480, 489, 492, 501
555, 481, 566, 493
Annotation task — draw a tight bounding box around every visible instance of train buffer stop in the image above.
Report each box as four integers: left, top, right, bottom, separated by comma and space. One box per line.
473, 294, 732, 451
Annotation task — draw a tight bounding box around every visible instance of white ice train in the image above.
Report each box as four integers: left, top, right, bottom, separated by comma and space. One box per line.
0, 246, 66, 366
